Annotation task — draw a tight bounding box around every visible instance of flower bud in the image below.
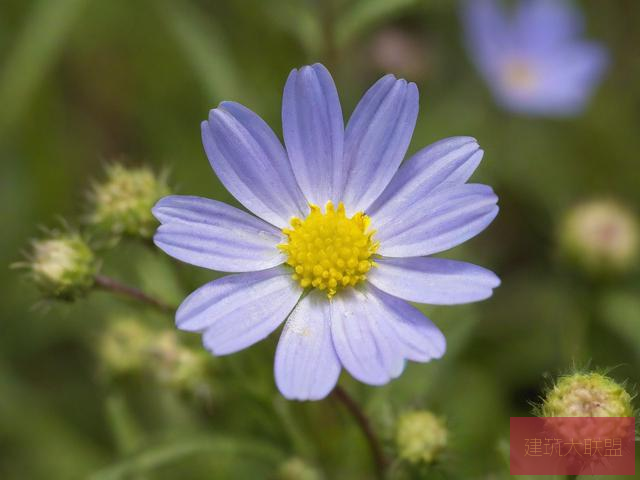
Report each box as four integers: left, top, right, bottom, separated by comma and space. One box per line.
98, 318, 152, 375
396, 410, 448, 464
276, 457, 322, 480
559, 200, 638, 274
88, 163, 170, 240
541, 372, 633, 418
540, 372, 635, 446
22, 232, 98, 301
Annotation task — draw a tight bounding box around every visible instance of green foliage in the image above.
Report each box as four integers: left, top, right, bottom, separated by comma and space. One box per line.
2, 0, 640, 478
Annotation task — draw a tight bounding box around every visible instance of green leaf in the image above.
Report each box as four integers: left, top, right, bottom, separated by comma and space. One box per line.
261, 0, 322, 58
105, 393, 144, 455
0, 0, 89, 136
89, 435, 286, 480
153, 0, 245, 104
600, 290, 640, 357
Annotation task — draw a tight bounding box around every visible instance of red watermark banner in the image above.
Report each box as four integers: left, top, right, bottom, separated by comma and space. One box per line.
510, 417, 635, 475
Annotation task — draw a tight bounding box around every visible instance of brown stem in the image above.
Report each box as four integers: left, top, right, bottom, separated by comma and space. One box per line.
332, 385, 387, 479
94, 274, 175, 313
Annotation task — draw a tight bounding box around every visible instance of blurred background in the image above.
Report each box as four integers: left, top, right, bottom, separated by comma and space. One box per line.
1, 0, 639, 478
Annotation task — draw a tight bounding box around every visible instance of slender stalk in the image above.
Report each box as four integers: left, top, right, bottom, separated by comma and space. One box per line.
332, 385, 387, 479
94, 274, 175, 313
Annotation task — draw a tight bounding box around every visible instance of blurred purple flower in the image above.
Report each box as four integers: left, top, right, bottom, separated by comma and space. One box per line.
152, 63, 500, 401
462, 0, 608, 116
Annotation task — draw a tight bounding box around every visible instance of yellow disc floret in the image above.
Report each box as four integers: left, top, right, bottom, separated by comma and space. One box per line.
280, 201, 378, 298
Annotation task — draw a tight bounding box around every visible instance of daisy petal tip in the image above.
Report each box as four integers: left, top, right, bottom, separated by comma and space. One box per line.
275, 374, 334, 402
150, 195, 175, 222
150, 203, 163, 223
207, 106, 227, 125
217, 100, 237, 111
151, 230, 163, 251
432, 331, 447, 359
200, 118, 211, 136
201, 337, 233, 357
279, 389, 330, 402
488, 270, 501, 288
310, 62, 330, 75
175, 294, 200, 333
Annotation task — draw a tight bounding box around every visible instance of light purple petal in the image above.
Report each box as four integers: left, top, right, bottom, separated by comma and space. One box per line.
368, 137, 483, 227
374, 183, 498, 258
366, 284, 446, 362
368, 257, 500, 305
514, 0, 583, 52
282, 63, 344, 206
176, 266, 300, 356
342, 75, 419, 215
202, 101, 308, 229
462, 0, 510, 78
531, 42, 608, 115
330, 288, 405, 385
274, 291, 341, 400
152, 195, 285, 272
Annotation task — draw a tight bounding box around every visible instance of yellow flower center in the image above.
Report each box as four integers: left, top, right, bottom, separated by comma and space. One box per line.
279, 201, 379, 298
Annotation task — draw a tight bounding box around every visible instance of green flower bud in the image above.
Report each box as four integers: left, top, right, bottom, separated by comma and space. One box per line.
541, 372, 633, 418
276, 457, 322, 480
559, 199, 639, 274
89, 163, 170, 240
98, 318, 151, 375
22, 232, 98, 301
396, 410, 448, 465
540, 372, 635, 443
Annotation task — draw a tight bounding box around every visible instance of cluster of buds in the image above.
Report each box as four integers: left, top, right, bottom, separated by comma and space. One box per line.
88, 163, 170, 241
395, 410, 448, 465
98, 318, 212, 397
559, 199, 639, 275
18, 162, 171, 302
17, 231, 99, 301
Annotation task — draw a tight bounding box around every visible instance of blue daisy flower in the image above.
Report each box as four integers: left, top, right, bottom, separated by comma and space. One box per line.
462, 0, 608, 116
153, 64, 500, 401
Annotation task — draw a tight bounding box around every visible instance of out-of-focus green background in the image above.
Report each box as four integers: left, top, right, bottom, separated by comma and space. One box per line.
1, 0, 639, 478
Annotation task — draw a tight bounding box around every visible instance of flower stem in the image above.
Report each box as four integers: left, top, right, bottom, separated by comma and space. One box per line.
94, 274, 175, 313
332, 385, 387, 479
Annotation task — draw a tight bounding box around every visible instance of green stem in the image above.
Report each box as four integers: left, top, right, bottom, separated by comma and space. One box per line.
332, 385, 387, 479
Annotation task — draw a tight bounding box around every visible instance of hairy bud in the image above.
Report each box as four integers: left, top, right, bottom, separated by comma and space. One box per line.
542, 372, 633, 418
89, 163, 170, 240
396, 410, 448, 464
20, 232, 98, 301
